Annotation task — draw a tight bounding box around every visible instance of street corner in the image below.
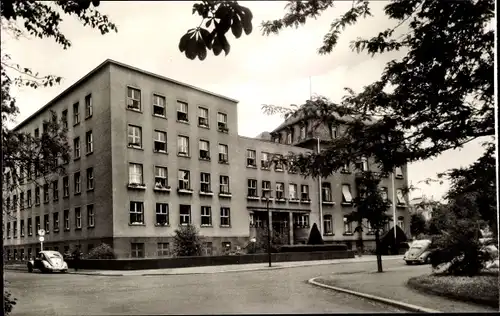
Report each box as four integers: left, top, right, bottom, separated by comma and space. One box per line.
307, 276, 440, 314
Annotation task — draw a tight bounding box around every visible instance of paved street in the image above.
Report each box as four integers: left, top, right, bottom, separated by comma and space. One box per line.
7, 259, 409, 315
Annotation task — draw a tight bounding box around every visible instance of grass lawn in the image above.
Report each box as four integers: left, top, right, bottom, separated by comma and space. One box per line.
407, 271, 499, 308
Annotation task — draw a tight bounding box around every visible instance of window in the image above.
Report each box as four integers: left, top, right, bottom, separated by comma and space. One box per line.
156, 203, 169, 226
201, 206, 212, 226
154, 166, 168, 188
154, 130, 167, 153
73, 102, 80, 125
380, 187, 389, 202
85, 94, 93, 118
356, 157, 368, 171
20, 191, 24, 210
52, 180, 59, 201
217, 112, 228, 131
198, 107, 209, 127
177, 101, 188, 122
202, 242, 213, 256
246, 150, 256, 167
153, 94, 166, 117
84, 167, 94, 191
128, 125, 142, 148
295, 214, 309, 228
220, 176, 230, 194
62, 110, 68, 129
341, 184, 353, 204
86, 131, 93, 154
87, 205, 95, 227
199, 140, 210, 159
64, 210, 69, 230
74, 172, 81, 194
129, 201, 144, 224
53, 212, 59, 231
131, 243, 145, 258
323, 215, 333, 235
220, 207, 230, 227
6, 222, 10, 238
395, 166, 403, 178
20, 220, 25, 237
322, 183, 332, 202
63, 177, 69, 197
397, 216, 405, 230
13, 195, 17, 211
6, 196, 10, 211
286, 130, 292, 144
179, 205, 191, 225
396, 189, 406, 205
28, 218, 33, 236
218, 144, 228, 163
13, 221, 17, 238
247, 179, 257, 197
261, 152, 270, 169
73, 137, 81, 158
27, 190, 32, 207
289, 183, 298, 200
274, 154, 283, 171
128, 163, 143, 185
200, 172, 211, 193
44, 214, 50, 233
331, 124, 338, 138
178, 170, 190, 190
43, 184, 49, 203
262, 181, 271, 197
157, 243, 170, 257
300, 125, 306, 139
341, 162, 350, 173
127, 87, 141, 111
276, 182, 284, 199
177, 136, 189, 156
343, 215, 353, 234
75, 208, 81, 229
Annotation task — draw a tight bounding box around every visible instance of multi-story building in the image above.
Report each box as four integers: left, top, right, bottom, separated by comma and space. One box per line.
3, 59, 410, 259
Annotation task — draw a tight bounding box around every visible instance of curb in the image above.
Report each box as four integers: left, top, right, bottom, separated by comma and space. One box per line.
308, 277, 441, 313
6, 256, 403, 276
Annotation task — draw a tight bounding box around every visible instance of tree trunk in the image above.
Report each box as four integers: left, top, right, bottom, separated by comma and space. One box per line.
375, 229, 383, 273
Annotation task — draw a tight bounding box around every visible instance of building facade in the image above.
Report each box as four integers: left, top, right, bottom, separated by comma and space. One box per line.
3, 60, 410, 259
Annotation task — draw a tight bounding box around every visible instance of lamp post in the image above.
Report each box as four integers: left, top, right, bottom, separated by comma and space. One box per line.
264, 190, 272, 267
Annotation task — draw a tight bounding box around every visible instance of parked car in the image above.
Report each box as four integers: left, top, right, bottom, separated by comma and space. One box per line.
27, 251, 69, 273
403, 239, 434, 265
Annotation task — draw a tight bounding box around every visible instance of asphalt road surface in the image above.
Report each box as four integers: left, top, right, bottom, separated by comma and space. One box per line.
6, 260, 410, 315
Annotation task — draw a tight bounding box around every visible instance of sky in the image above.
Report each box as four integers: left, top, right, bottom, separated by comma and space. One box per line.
2, 1, 492, 201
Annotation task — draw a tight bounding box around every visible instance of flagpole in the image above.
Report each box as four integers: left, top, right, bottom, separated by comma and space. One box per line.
310, 76, 323, 235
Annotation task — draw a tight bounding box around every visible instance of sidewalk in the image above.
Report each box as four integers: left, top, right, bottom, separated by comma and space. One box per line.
5, 255, 403, 276
310, 265, 497, 313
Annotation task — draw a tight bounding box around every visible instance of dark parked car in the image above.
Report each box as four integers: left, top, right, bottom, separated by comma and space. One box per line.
27, 251, 69, 273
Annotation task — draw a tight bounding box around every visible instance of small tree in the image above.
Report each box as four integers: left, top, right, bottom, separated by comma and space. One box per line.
430, 193, 492, 276
348, 171, 392, 272
86, 243, 117, 259
4, 287, 17, 316
173, 224, 203, 257
410, 213, 427, 238
307, 223, 324, 245
254, 227, 289, 253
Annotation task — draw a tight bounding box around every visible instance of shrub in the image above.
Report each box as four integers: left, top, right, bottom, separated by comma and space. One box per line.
280, 244, 348, 253
4, 288, 17, 316
86, 243, 117, 259
254, 227, 288, 253
173, 224, 203, 257
307, 223, 324, 245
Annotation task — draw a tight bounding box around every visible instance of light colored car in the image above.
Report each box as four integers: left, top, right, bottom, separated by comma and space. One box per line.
27, 251, 69, 273
403, 239, 433, 265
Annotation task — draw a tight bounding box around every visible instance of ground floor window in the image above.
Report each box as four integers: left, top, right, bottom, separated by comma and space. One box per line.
222, 242, 231, 253
202, 242, 213, 256
343, 215, 353, 234
323, 215, 333, 235
131, 243, 145, 258
157, 243, 170, 257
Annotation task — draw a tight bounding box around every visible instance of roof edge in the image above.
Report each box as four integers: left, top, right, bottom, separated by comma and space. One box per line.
13, 59, 239, 131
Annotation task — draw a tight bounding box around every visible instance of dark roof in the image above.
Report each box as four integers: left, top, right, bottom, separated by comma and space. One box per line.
13, 59, 239, 131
